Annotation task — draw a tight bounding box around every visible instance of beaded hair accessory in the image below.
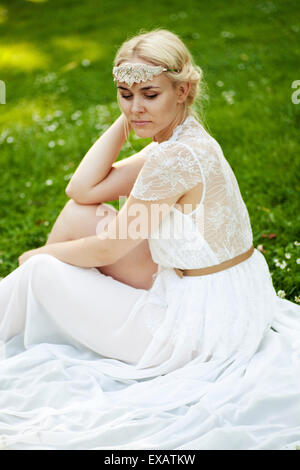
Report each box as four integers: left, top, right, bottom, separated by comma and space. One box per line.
112, 62, 179, 87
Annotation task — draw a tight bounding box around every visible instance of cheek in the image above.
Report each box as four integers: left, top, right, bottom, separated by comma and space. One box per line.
119, 100, 130, 113
158, 93, 173, 109
118, 93, 128, 107
151, 95, 168, 110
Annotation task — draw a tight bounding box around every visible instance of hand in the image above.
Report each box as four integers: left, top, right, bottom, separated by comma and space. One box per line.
18, 247, 44, 266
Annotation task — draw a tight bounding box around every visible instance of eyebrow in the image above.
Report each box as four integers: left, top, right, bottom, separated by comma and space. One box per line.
117, 85, 161, 91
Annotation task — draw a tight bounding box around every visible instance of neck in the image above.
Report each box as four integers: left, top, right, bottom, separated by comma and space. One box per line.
153, 109, 189, 144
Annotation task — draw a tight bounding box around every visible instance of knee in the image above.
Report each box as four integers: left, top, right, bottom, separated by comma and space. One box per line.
64, 198, 82, 216
95, 202, 118, 216
65, 199, 117, 218
62, 199, 92, 228
95, 203, 118, 237
25, 253, 57, 269
27, 253, 61, 292
102, 203, 118, 213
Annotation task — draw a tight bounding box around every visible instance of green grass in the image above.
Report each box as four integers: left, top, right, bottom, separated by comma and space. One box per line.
0, 0, 299, 302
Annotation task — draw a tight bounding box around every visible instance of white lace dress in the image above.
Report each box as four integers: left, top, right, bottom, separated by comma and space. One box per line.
0, 115, 299, 450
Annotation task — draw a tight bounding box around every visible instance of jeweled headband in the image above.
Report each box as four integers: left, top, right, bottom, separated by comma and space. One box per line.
112, 62, 179, 87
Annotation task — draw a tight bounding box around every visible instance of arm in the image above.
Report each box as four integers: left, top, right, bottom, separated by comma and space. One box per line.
19, 141, 203, 268
19, 192, 181, 268
66, 113, 131, 199
67, 141, 158, 204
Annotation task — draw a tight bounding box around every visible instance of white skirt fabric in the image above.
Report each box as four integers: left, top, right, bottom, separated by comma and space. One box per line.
0, 248, 300, 450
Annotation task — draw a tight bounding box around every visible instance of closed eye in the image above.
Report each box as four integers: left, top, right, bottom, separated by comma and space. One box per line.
121, 94, 158, 100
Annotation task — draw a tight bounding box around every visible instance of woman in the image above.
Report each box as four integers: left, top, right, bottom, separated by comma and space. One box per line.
0, 29, 300, 450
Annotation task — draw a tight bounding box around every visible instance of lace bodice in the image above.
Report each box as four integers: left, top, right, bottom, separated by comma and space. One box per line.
131, 115, 253, 268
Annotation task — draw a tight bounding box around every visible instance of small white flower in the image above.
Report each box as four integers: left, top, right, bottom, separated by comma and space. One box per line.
277, 290, 286, 298
285, 253, 291, 259
47, 123, 58, 132
44, 221, 49, 226
96, 104, 105, 112
294, 241, 300, 246
45, 179, 53, 185
48, 141, 55, 148
81, 59, 91, 67
178, 11, 187, 18
64, 173, 73, 181
222, 90, 235, 105
25, 181, 32, 187
6, 136, 14, 143
44, 72, 56, 83
294, 296, 300, 303
52, 123, 59, 130
54, 110, 63, 117
279, 261, 287, 269
221, 31, 235, 38
0, 259, 3, 264
71, 110, 82, 120
19, 193, 25, 198
58, 139, 65, 146
0, 130, 9, 143
297, 258, 300, 264
216, 81, 224, 87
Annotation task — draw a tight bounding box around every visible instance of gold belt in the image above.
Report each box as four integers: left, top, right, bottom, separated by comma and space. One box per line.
173, 245, 255, 278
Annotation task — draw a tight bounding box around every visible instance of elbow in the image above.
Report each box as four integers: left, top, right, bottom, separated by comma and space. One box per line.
65, 182, 86, 204
65, 183, 73, 199
65, 179, 77, 198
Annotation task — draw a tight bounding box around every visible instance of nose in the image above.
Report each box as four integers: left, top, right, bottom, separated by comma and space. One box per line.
130, 95, 146, 114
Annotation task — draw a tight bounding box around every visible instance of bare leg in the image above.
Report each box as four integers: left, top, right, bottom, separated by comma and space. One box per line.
45, 199, 158, 290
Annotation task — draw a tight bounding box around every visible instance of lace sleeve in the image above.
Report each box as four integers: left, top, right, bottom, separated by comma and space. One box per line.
131, 141, 203, 201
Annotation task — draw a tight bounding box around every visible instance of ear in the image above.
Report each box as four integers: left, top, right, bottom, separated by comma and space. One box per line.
176, 81, 191, 104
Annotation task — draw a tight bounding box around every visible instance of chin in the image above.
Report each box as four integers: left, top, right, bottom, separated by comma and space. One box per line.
134, 129, 152, 137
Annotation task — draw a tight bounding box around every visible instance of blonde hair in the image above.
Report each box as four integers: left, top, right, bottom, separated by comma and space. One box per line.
113, 28, 210, 139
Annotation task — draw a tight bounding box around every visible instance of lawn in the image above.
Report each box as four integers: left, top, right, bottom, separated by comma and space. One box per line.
0, 0, 299, 302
